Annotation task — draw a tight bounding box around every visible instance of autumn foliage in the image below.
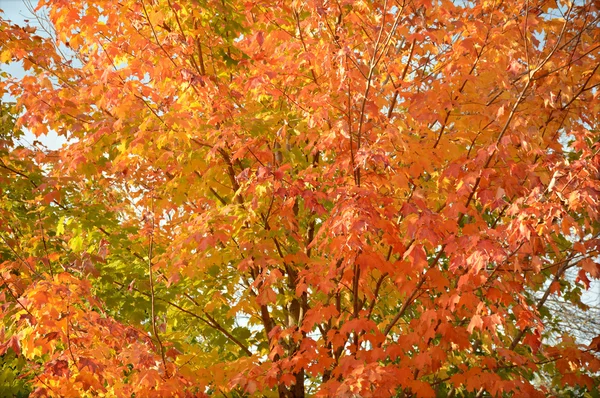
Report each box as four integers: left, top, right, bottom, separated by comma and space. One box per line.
1, 0, 600, 396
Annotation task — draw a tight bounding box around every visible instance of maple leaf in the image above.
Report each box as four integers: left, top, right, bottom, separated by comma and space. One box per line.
467, 315, 484, 334
48, 359, 70, 377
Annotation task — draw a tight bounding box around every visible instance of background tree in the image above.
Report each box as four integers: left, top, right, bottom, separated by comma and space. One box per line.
1, 0, 600, 396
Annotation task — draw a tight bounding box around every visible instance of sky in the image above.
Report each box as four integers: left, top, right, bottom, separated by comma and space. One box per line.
0, 0, 31, 23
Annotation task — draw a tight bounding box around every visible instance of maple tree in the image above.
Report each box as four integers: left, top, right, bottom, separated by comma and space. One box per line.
2, 0, 600, 396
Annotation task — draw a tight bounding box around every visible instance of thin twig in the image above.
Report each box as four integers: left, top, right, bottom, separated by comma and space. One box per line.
147, 192, 169, 377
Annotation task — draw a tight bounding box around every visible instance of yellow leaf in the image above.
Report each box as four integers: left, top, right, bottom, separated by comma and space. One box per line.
0, 50, 12, 63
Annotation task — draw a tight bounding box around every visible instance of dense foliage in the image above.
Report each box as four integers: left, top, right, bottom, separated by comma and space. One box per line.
1, 0, 600, 396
